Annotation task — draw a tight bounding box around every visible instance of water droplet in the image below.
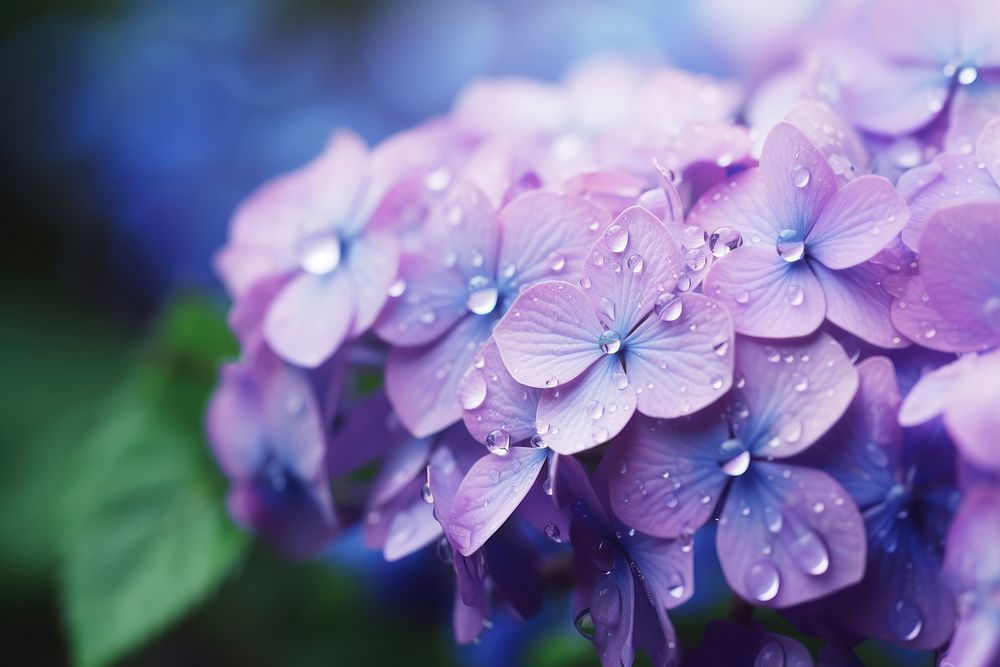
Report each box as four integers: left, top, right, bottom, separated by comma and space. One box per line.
664, 493, 679, 509
599, 297, 616, 322
755, 640, 786, 667
598, 330, 622, 355
776, 229, 805, 262
789, 529, 830, 575
574, 610, 595, 639
792, 373, 808, 392
544, 523, 561, 542
957, 66, 978, 85
676, 274, 693, 292
436, 536, 453, 563
590, 539, 616, 574
865, 442, 889, 467
424, 167, 451, 192
612, 371, 629, 390
684, 249, 707, 271
592, 425, 610, 443
298, 229, 342, 275
486, 429, 510, 456
655, 293, 684, 322
627, 253, 645, 273
588, 400, 605, 420
707, 227, 743, 258
605, 224, 629, 253
792, 164, 810, 188
711, 375, 724, 390
466, 276, 499, 315
780, 421, 802, 443
544, 376, 559, 388
459, 370, 488, 411
421, 481, 434, 504
579, 276, 592, 289
542, 474, 554, 496
387, 278, 406, 297
786, 285, 804, 306
890, 599, 923, 641
682, 225, 705, 249
721, 450, 751, 477
419, 310, 436, 325
763, 506, 783, 533
735, 289, 751, 304
745, 561, 781, 602
667, 572, 686, 599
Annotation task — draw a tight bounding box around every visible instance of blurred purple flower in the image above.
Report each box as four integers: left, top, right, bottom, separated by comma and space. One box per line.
681, 620, 814, 667
606, 334, 866, 607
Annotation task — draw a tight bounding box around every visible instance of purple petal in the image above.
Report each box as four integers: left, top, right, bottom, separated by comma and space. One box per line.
446, 447, 548, 556
346, 232, 400, 337
897, 154, 1000, 250
838, 59, 950, 136
718, 463, 866, 608
264, 270, 355, 368
452, 587, 487, 645
736, 334, 859, 458
259, 355, 329, 484
806, 175, 908, 270
589, 562, 637, 667
891, 274, 994, 352
944, 83, 1000, 156
226, 480, 335, 559
582, 206, 682, 333
383, 490, 443, 562
703, 245, 826, 339
942, 349, 1000, 473
978, 117, 1000, 185
625, 292, 734, 418
368, 437, 432, 509
812, 260, 909, 348
870, 0, 958, 63
493, 281, 604, 388
386, 314, 494, 437
759, 122, 838, 236
784, 101, 869, 183
207, 363, 266, 480
607, 414, 730, 540
686, 168, 776, 242
919, 201, 1000, 342
898, 355, 969, 427
375, 253, 469, 347
327, 390, 404, 479
632, 584, 680, 667
497, 191, 609, 291
422, 182, 500, 282
460, 338, 541, 445
627, 532, 695, 610
227, 274, 289, 352
535, 355, 638, 455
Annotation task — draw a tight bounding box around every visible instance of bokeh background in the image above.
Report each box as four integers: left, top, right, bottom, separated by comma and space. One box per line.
0, 0, 928, 665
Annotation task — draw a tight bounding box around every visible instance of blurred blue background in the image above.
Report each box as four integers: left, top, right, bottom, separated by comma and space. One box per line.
2, 1, 927, 665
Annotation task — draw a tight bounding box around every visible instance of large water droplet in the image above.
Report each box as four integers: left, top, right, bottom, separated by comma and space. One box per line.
599, 329, 622, 354
735, 289, 751, 304
421, 481, 434, 504
387, 278, 407, 297
466, 275, 499, 315
298, 229, 342, 275
957, 66, 978, 86
590, 540, 617, 574
707, 227, 743, 258
605, 225, 629, 253
459, 370, 488, 410
890, 598, 923, 641
627, 253, 645, 273
780, 420, 803, 443
721, 449, 751, 477
745, 561, 781, 602
574, 610, 595, 639
667, 572, 686, 599
612, 371, 629, 390
655, 294, 684, 322
776, 229, 805, 262
792, 164, 810, 188
788, 529, 830, 575
486, 429, 510, 456
786, 285, 804, 306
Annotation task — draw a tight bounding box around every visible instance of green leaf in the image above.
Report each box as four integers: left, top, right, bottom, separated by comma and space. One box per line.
60, 296, 248, 667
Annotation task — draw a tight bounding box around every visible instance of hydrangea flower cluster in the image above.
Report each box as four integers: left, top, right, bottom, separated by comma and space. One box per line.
208, 2, 1000, 664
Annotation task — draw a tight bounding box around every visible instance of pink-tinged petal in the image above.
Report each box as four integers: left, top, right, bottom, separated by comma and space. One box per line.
625, 293, 734, 418
891, 274, 994, 352
813, 261, 909, 348
944, 84, 1000, 156
346, 232, 400, 337
839, 59, 950, 136
784, 101, 869, 183
460, 339, 541, 445
627, 533, 695, 610
759, 122, 838, 235
736, 334, 859, 458
493, 281, 604, 388
943, 350, 1000, 473
446, 447, 548, 556
897, 155, 1000, 250
920, 201, 1000, 339
718, 463, 866, 608
383, 491, 443, 562
207, 363, 266, 480
582, 206, 683, 332
806, 175, 908, 269
703, 245, 826, 339
608, 414, 730, 540
978, 117, 1000, 186
422, 182, 499, 282
686, 168, 777, 243
497, 192, 609, 291
264, 270, 355, 368
536, 355, 638, 455
386, 314, 494, 438
870, 0, 959, 64
375, 253, 468, 346
898, 355, 969, 427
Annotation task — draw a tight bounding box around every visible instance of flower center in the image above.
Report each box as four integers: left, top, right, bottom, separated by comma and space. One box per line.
466, 275, 499, 315
298, 228, 342, 275
599, 329, 622, 355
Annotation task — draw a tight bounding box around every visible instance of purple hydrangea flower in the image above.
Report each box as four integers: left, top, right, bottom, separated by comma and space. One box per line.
376, 187, 609, 437
793, 356, 958, 649
562, 456, 690, 667
216, 131, 402, 368
892, 200, 1000, 351
206, 346, 337, 557
689, 122, 909, 346
606, 334, 866, 607
493, 206, 734, 454
941, 484, 1000, 667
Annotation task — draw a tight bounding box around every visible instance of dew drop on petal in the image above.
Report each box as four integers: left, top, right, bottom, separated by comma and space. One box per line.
745, 561, 781, 602
387, 278, 407, 297
664, 492, 680, 509
668, 572, 686, 599
547, 251, 566, 272
788, 529, 830, 575
735, 289, 751, 304
588, 400, 605, 420
605, 224, 629, 253
890, 599, 923, 641
421, 481, 434, 504
776, 229, 805, 262
298, 229, 342, 275
755, 640, 786, 667
486, 429, 510, 456
627, 253, 645, 273
787, 285, 804, 306
684, 248, 707, 271
544, 522, 561, 542
792, 164, 810, 188
655, 293, 684, 322
707, 226, 743, 258
574, 610, 595, 639
957, 66, 978, 85
599, 329, 622, 354
459, 370, 488, 410
579, 276, 592, 289
721, 450, 751, 477
466, 275, 499, 315
590, 539, 616, 574
599, 297, 616, 322
763, 505, 784, 534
